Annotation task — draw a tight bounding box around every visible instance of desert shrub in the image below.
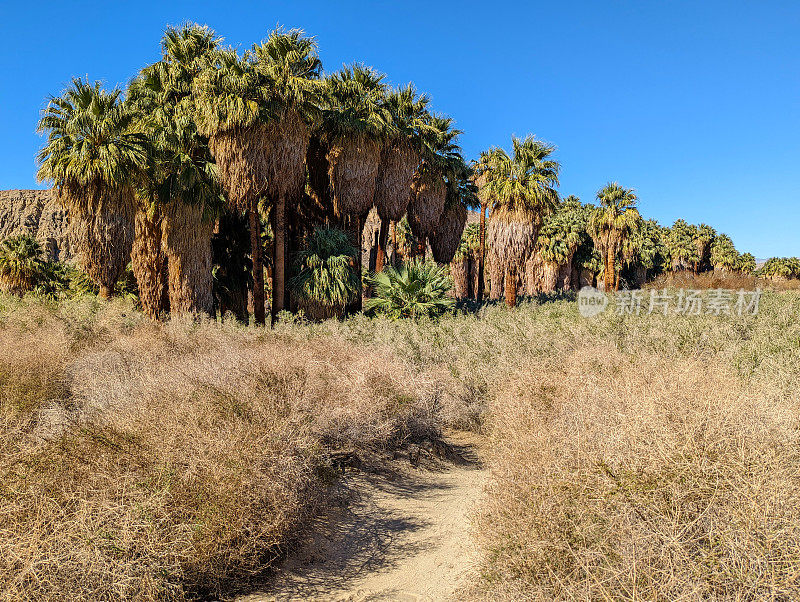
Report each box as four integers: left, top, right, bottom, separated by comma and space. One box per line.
0, 300, 441, 601
365, 260, 455, 320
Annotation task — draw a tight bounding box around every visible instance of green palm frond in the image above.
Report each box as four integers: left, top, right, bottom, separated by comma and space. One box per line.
364, 260, 454, 320
289, 227, 359, 306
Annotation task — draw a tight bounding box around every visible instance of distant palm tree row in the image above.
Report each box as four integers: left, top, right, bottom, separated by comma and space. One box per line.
36, 24, 474, 322
461, 138, 760, 303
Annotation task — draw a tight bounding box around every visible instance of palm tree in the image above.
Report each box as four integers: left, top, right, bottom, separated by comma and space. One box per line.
37, 78, 147, 299
0, 235, 45, 295
365, 260, 454, 319
471, 150, 498, 302
588, 183, 640, 292
737, 252, 756, 274
289, 226, 359, 320
451, 223, 480, 299
316, 64, 389, 309
483, 135, 561, 307
529, 196, 587, 293
622, 218, 661, 287
373, 85, 429, 272
710, 233, 739, 271
667, 219, 700, 272
407, 115, 462, 258
429, 154, 474, 265
694, 223, 716, 273
195, 28, 322, 324
127, 24, 222, 317
251, 28, 322, 321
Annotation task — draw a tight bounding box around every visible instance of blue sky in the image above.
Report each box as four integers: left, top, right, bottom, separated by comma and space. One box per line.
2, 1, 798, 257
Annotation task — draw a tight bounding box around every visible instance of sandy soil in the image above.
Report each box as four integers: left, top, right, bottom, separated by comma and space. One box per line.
238, 432, 486, 602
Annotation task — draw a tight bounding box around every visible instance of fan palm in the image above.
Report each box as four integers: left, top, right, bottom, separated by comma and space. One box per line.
710, 234, 739, 271
289, 226, 359, 319
471, 150, 499, 301
373, 85, 429, 272
483, 135, 561, 307
127, 24, 222, 317
195, 28, 321, 324
667, 219, 700, 272
365, 260, 454, 320
407, 114, 462, 256
694, 223, 716, 273
37, 78, 147, 299
622, 218, 661, 287
451, 223, 480, 299
588, 183, 640, 292
530, 197, 588, 293
0, 235, 46, 295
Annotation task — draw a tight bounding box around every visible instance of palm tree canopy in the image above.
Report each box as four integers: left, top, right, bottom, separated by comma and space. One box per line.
536, 198, 590, 264
483, 135, 561, 223
320, 64, 390, 141
37, 78, 149, 195
588, 182, 641, 251
364, 261, 454, 320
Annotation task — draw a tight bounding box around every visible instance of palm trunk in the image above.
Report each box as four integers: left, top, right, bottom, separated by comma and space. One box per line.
132, 206, 165, 319
270, 195, 285, 325
163, 202, 214, 316
251, 197, 266, 325
504, 266, 518, 308
375, 217, 389, 273
477, 202, 486, 301
390, 221, 398, 266
604, 249, 615, 293
98, 285, 112, 300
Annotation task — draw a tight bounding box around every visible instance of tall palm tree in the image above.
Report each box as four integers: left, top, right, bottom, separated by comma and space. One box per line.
127, 24, 222, 317
251, 28, 322, 321
483, 135, 560, 307
588, 183, 640, 292
710, 233, 739, 271
531, 197, 587, 293
667, 219, 700, 272
693, 223, 716, 273
37, 78, 147, 299
195, 29, 321, 324
471, 149, 501, 301
430, 155, 474, 264
373, 85, 429, 272
407, 114, 462, 257
317, 64, 390, 308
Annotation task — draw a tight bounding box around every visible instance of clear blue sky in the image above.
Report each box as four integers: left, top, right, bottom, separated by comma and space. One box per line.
2, 1, 798, 257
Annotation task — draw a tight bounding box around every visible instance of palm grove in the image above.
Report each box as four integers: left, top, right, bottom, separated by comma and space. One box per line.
11, 23, 780, 318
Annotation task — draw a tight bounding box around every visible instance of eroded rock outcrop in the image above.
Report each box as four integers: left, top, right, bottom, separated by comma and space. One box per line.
0, 189, 73, 261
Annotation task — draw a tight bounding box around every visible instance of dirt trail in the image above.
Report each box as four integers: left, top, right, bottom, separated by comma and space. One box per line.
238, 432, 486, 602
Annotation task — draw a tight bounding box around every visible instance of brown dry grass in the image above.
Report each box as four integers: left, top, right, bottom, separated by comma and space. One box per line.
0, 296, 440, 601
465, 292, 800, 600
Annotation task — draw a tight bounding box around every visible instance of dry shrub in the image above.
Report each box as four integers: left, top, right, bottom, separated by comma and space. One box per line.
0, 300, 439, 601
474, 324, 800, 599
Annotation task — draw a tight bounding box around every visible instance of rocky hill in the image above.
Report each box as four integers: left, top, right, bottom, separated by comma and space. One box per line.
0, 189, 73, 261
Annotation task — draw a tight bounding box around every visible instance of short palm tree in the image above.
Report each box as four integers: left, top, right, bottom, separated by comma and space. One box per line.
289, 226, 359, 320
365, 260, 454, 319
483, 135, 561, 307
37, 78, 148, 299
588, 183, 640, 292
0, 235, 45, 295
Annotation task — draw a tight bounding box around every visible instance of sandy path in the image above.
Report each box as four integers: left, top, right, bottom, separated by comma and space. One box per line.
238, 433, 485, 602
